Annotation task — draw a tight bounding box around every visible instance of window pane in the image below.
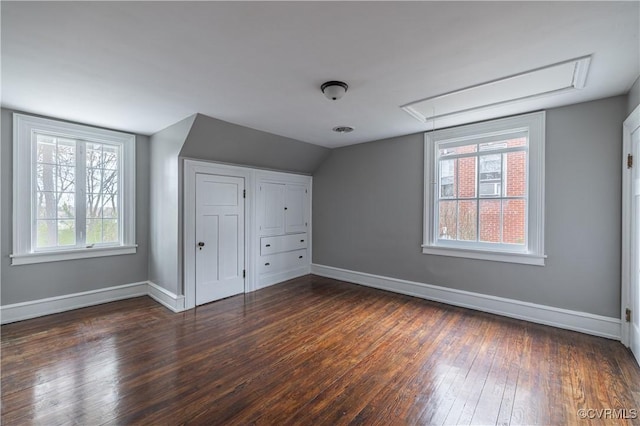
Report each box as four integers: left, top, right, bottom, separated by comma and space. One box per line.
57, 166, 75, 193
103, 219, 118, 243
479, 154, 502, 198
479, 141, 508, 151
36, 135, 56, 164
479, 200, 501, 243
56, 139, 76, 166
479, 137, 527, 152
86, 219, 103, 245
37, 220, 57, 248
37, 164, 57, 192
86, 143, 104, 168
503, 199, 526, 245
103, 194, 118, 218
103, 145, 119, 170
87, 194, 103, 219
458, 200, 477, 241
506, 137, 527, 148
87, 168, 102, 193
439, 143, 477, 157
458, 157, 477, 198
37, 192, 57, 219
84, 141, 121, 245
439, 159, 456, 199
504, 151, 527, 197
102, 169, 118, 194
438, 201, 457, 240
57, 220, 76, 246
57, 193, 75, 218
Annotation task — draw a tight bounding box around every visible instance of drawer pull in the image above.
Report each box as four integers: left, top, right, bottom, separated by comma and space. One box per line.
265, 244, 271, 247
265, 262, 270, 266
300, 239, 305, 242
298, 256, 303, 259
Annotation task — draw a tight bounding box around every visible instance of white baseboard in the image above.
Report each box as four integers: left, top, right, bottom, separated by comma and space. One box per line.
147, 281, 185, 313
311, 264, 621, 340
1, 281, 186, 324
257, 266, 310, 290
0, 281, 149, 324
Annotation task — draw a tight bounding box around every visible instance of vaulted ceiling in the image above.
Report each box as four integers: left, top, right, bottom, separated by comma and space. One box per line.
2, 2, 638, 148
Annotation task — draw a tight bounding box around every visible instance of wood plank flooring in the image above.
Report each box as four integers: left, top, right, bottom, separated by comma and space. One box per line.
2, 275, 639, 425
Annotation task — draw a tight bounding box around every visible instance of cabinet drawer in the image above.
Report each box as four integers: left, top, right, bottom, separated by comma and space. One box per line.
259, 249, 307, 274
260, 233, 308, 255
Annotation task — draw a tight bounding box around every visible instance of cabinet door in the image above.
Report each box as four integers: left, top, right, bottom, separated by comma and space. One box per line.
285, 184, 308, 234
259, 182, 285, 236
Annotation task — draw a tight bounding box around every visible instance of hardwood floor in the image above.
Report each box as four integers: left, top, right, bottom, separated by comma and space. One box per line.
2, 275, 639, 425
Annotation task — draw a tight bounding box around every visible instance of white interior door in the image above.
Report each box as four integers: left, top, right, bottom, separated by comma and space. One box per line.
630, 124, 640, 365
285, 184, 307, 234
195, 173, 245, 305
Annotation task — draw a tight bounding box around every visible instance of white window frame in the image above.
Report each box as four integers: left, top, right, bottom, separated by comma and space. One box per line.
11, 113, 136, 265
423, 111, 546, 266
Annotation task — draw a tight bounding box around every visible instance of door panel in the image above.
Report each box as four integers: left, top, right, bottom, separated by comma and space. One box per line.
199, 214, 219, 281
220, 214, 239, 280
196, 174, 244, 305
631, 126, 640, 365
285, 184, 307, 234
260, 182, 285, 236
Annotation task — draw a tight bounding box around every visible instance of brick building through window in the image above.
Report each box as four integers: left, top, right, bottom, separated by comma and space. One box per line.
437, 137, 527, 246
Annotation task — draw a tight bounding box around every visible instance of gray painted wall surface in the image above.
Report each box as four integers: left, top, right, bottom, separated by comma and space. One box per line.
1, 108, 150, 305
629, 75, 640, 115
148, 115, 196, 295
313, 96, 626, 318
180, 114, 330, 175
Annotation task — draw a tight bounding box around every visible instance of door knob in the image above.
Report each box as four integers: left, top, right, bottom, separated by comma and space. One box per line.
198, 242, 205, 250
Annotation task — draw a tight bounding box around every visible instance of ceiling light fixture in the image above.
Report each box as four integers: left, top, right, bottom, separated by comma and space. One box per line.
321, 81, 349, 101
332, 126, 354, 133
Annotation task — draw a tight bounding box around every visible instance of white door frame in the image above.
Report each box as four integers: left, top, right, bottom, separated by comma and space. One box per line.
184, 159, 256, 310
621, 104, 640, 347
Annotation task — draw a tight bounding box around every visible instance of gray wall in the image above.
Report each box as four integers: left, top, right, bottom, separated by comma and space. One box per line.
313, 96, 627, 318
1, 108, 150, 305
629, 75, 640, 115
180, 113, 330, 175
148, 115, 196, 295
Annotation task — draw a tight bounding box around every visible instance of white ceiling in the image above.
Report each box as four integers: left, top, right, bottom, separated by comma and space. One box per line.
2, 2, 639, 148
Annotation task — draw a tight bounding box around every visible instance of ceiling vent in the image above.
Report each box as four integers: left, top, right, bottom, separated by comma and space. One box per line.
332, 126, 354, 133
401, 56, 591, 124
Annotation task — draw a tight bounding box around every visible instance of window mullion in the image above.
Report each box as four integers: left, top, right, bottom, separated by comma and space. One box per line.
30, 132, 38, 252
76, 141, 87, 246
476, 151, 481, 242
455, 159, 460, 240
500, 154, 504, 243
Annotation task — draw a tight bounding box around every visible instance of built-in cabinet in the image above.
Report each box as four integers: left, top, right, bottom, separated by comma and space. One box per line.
256, 172, 311, 288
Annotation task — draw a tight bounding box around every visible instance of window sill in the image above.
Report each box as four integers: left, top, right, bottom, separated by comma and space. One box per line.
421, 245, 545, 266
10, 245, 137, 266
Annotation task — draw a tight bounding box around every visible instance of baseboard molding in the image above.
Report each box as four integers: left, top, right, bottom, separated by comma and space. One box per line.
311, 264, 621, 340
257, 266, 310, 290
0, 281, 149, 324
1, 281, 186, 324
147, 281, 185, 313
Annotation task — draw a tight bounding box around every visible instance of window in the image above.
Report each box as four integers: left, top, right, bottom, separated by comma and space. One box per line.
12, 113, 136, 265
423, 112, 545, 265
